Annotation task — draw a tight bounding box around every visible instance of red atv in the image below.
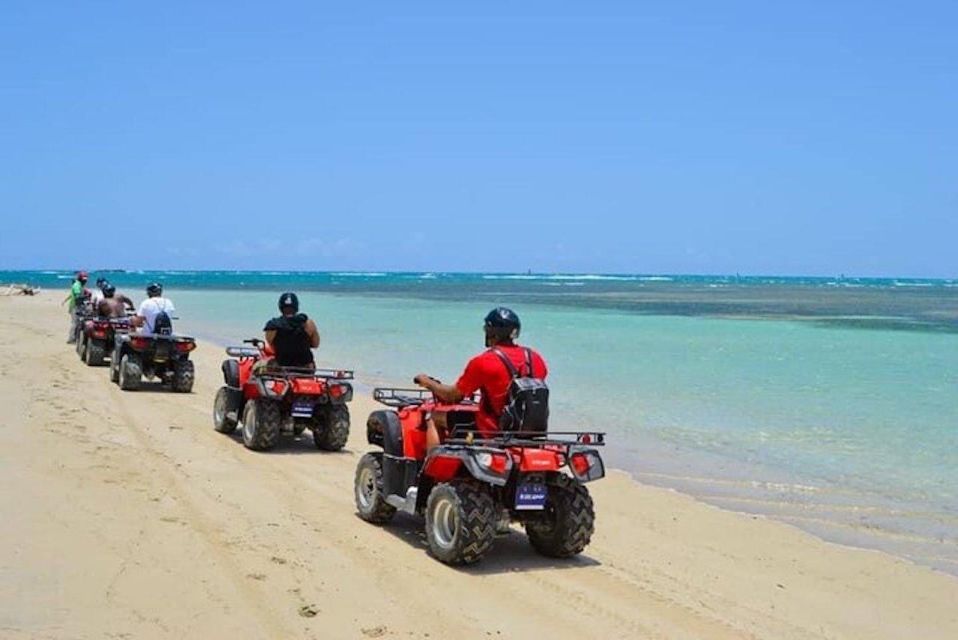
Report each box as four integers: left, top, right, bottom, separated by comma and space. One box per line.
78, 316, 131, 366
354, 386, 606, 565
212, 338, 355, 451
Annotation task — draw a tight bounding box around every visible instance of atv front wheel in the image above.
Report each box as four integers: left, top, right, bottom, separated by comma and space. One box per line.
171, 360, 194, 393
75, 334, 86, 359
525, 474, 595, 558
213, 387, 241, 434
354, 453, 396, 524
425, 480, 496, 565
313, 404, 350, 451
242, 399, 281, 451
85, 339, 106, 367
118, 354, 142, 391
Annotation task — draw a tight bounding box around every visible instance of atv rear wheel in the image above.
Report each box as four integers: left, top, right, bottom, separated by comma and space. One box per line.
213, 386, 241, 434
525, 474, 595, 558
354, 453, 397, 524
313, 404, 350, 451
425, 480, 496, 565
75, 333, 86, 358
171, 360, 195, 393
85, 339, 106, 367
118, 354, 142, 391
242, 399, 281, 451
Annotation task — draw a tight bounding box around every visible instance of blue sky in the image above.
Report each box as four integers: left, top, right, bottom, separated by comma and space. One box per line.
1, 2, 955, 276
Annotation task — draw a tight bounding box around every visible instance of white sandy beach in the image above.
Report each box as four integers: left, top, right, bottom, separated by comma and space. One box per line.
1, 292, 957, 639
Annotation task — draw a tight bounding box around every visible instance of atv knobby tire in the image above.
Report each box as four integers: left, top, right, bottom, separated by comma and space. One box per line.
242, 399, 281, 451
313, 404, 350, 451
118, 354, 142, 391
525, 474, 595, 558
75, 333, 86, 359
425, 480, 496, 565
354, 453, 396, 524
213, 386, 241, 434
171, 360, 195, 393
85, 339, 106, 367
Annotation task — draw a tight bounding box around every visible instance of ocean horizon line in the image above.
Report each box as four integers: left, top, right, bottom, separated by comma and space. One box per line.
2, 268, 956, 283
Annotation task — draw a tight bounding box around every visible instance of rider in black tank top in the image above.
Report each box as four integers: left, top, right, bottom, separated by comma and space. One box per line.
263, 292, 320, 368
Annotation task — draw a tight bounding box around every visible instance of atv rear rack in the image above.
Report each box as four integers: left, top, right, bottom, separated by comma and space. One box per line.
373, 387, 432, 407
373, 387, 479, 408
257, 367, 354, 381
444, 430, 605, 448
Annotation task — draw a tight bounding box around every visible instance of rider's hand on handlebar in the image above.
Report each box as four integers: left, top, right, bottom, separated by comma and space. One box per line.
414, 374, 433, 388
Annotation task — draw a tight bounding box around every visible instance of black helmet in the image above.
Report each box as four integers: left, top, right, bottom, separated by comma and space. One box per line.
146, 282, 163, 297
484, 307, 521, 344
278, 292, 299, 313
102, 283, 116, 298
95, 277, 107, 289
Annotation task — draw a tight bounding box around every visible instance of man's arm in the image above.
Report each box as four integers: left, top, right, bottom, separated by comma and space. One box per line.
120, 295, 134, 310
306, 319, 320, 348
414, 375, 464, 404
264, 329, 277, 348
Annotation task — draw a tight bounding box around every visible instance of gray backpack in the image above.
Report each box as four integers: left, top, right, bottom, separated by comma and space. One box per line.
490, 348, 549, 433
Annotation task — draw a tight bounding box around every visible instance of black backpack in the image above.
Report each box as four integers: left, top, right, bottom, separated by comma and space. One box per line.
490, 348, 549, 433
153, 308, 173, 336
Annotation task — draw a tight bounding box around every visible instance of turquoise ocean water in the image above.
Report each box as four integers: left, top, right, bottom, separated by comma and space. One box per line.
11, 270, 958, 573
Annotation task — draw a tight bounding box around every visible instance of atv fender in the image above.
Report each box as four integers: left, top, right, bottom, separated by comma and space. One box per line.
222, 359, 240, 387
382, 454, 418, 499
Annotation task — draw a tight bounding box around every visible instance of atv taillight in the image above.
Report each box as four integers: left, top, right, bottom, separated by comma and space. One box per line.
570, 453, 591, 476
476, 452, 510, 475
174, 341, 196, 353
269, 380, 287, 395
131, 336, 150, 350
569, 450, 605, 482
329, 384, 347, 398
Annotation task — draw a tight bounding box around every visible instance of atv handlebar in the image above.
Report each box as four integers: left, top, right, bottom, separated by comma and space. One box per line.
243, 338, 264, 347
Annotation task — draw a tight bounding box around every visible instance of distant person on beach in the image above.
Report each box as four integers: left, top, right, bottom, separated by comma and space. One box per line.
96, 283, 135, 318
61, 270, 88, 343
414, 307, 548, 449
263, 292, 320, 369
132, 282, 175, 335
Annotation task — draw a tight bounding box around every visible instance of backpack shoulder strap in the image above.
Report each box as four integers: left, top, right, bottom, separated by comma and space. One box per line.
524, 348, 534, 377
490, 348, 520, 379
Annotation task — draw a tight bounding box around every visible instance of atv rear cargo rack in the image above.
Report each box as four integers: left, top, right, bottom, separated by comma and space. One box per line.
373, 387, 479, 408
257, 366, 354, 380
444, 430, 606, 448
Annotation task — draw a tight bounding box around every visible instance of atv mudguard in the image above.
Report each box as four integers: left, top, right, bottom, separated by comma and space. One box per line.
222, 359, 240, 387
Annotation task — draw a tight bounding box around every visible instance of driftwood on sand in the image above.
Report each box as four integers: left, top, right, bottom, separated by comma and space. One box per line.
0, 284, 38, 296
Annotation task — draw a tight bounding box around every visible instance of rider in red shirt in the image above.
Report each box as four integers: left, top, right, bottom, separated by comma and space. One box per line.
415, 307, 548, 445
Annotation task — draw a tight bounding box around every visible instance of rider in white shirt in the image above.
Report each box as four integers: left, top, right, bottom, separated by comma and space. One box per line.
90, 278, 108, 310
133, 282, 176, 335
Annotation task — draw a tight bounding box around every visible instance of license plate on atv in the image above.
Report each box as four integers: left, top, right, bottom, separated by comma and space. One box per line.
291, 400, 314, 418
515, 482, 547, 510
